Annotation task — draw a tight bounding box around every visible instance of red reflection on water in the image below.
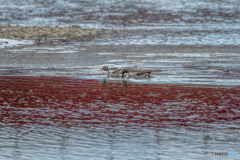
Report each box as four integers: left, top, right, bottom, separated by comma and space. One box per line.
0, 76, 240, 128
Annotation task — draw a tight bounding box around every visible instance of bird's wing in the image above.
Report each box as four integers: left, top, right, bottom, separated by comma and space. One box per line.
111, 69, 122, 74
134, 72, 151, 75
135, 72, 144, 75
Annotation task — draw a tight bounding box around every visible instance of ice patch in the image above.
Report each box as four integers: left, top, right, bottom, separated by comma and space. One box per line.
107, 60, 126, 62
145, 53, 240, 58
141, 59, 192, 63
127, 55, 155, 57
0, 38, 33, 48
97, 53, 115, 55
7, 46, 79, 53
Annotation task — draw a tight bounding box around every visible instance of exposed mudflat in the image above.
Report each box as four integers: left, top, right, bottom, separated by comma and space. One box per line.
0, 24, 117, 41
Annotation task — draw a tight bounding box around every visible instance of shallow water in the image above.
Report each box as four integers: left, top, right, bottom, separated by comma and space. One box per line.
1, 0, 240, 46
1, 0, 240, 159
0, 76, 240, 160
1, 45, 240, 86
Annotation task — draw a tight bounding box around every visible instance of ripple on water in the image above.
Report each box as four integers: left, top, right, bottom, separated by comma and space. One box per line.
0, 76, 240, 159
1, 0, 240, 46
1, 0, 240, 158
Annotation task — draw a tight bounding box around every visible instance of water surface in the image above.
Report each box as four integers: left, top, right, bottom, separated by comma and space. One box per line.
1, 0, 240, 46
0, 76, 240, 159
1, 0, 240, 159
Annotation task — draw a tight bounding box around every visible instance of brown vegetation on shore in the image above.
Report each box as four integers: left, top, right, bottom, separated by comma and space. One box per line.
0, 24, 117, 41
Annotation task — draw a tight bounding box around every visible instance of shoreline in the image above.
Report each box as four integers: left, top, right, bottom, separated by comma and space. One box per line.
0, 24, 117, 41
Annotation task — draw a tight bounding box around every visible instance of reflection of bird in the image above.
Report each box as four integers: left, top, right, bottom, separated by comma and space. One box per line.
102, 79, 108, 85
122, 68, 151, 79
122, 80, 128, 87
102, 66, 125, 78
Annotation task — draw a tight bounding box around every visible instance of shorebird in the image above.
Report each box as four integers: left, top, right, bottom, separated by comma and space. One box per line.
122, 68, 151, 79
102, 66, 125, 78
